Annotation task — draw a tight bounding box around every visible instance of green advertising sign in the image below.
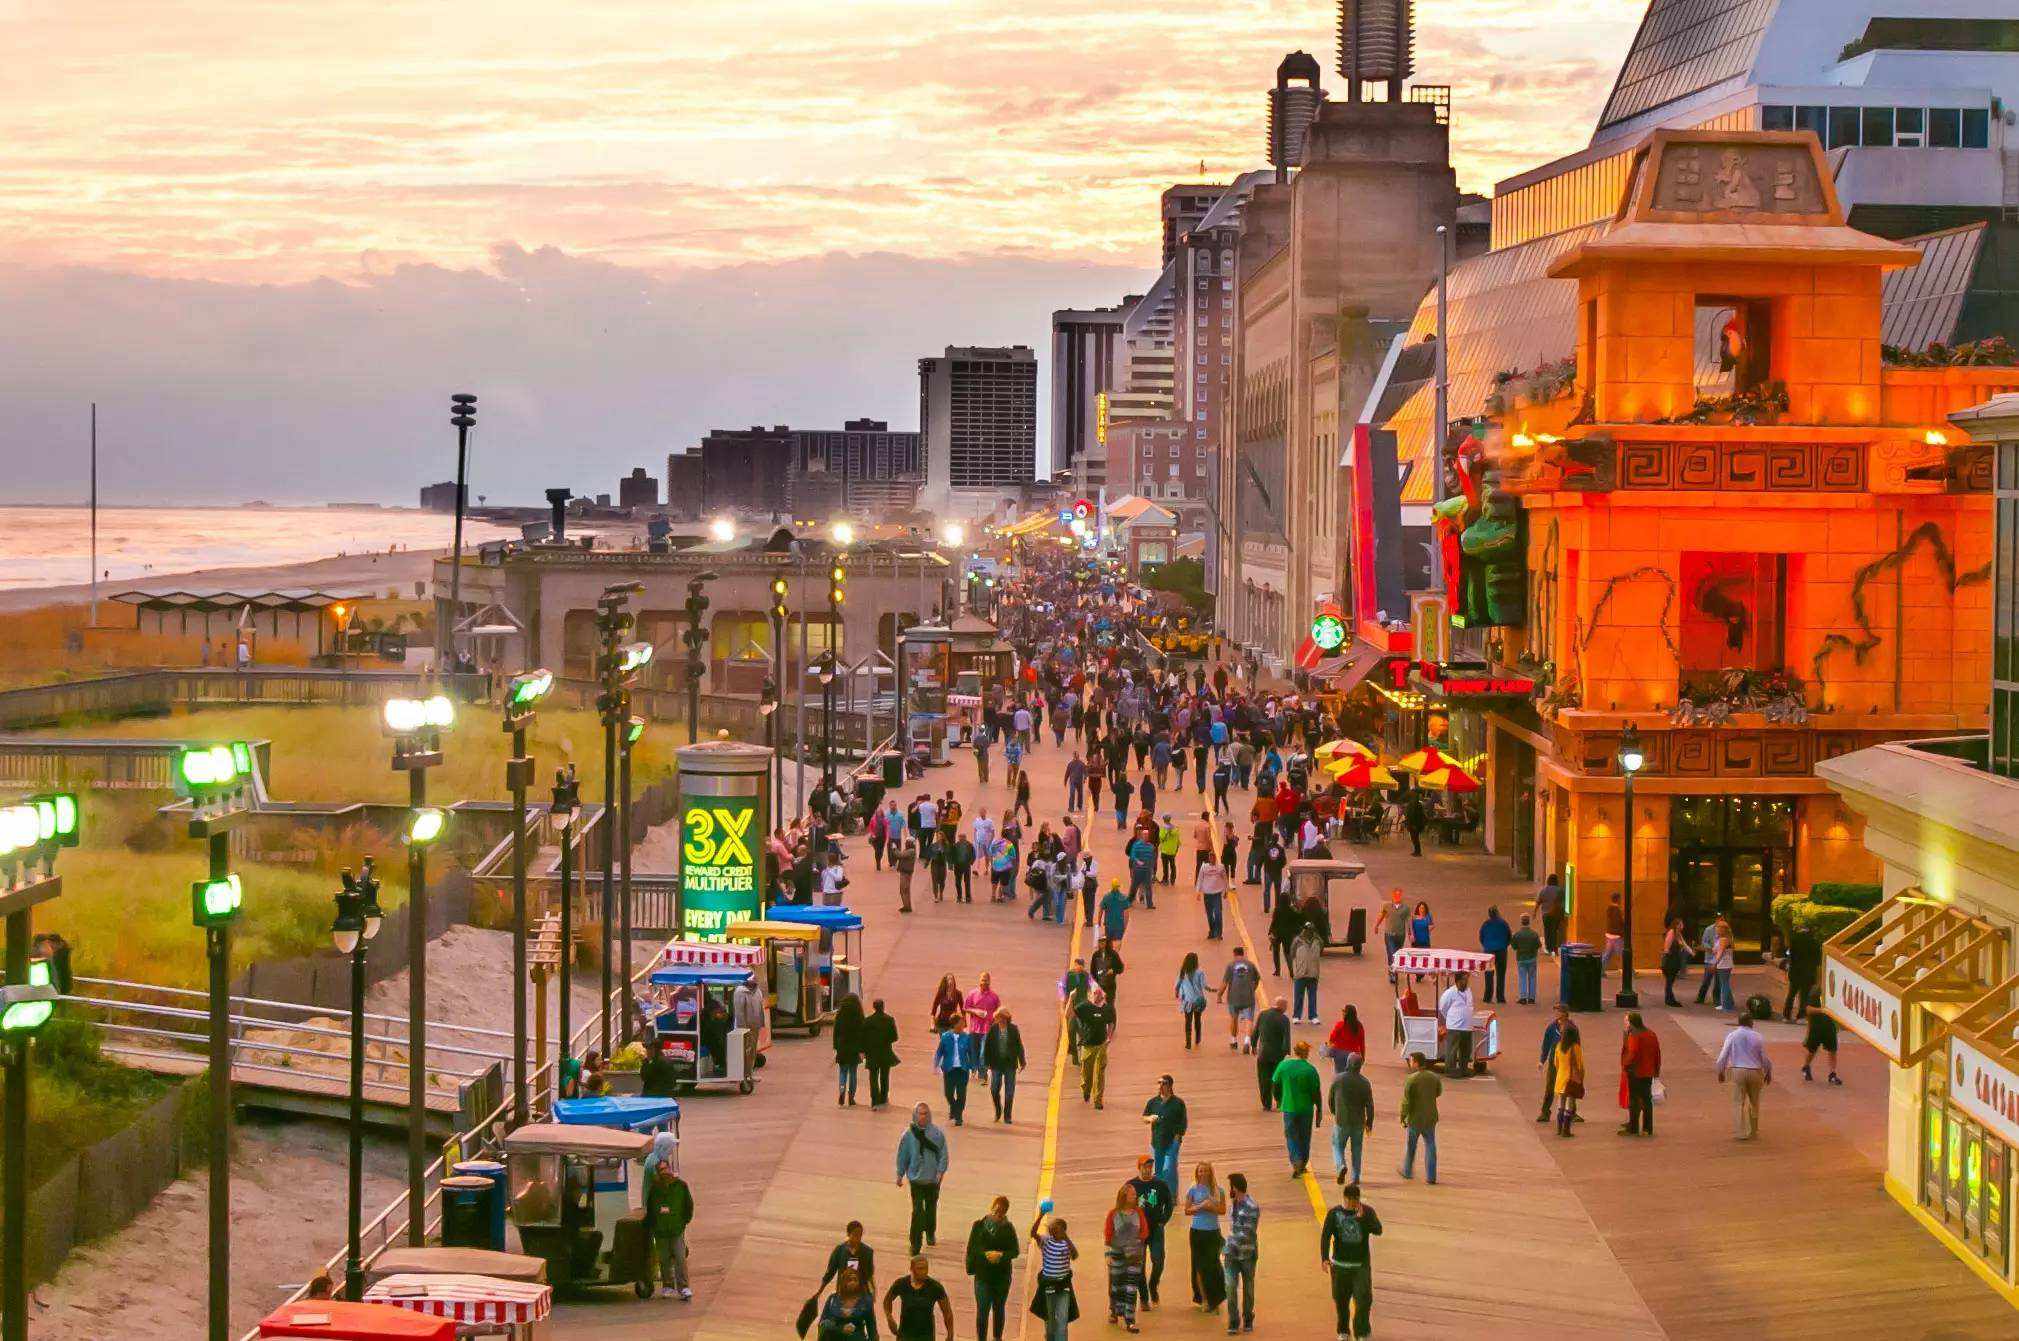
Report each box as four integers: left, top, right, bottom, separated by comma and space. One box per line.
680, 793, 761, 940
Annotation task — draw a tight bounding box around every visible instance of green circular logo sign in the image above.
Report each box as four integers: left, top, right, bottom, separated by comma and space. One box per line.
1310, 614, 1347, 652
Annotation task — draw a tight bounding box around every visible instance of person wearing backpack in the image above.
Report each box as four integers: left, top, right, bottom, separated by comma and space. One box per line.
1318, 1181, 1382, 1340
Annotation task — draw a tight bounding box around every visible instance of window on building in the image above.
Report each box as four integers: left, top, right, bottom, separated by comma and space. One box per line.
1679, 552, 1788, 686
1196, 427, 1207, 439
1762, 104, 1793, 131
1862, 106, 1894, 147
1931, 107, 1963, 147
1221, 280, 1233, 291
1796, 105, 1826, 139
1897, 106, 1926, 146
1828, 106, 1861, 149
1964, 107, 1991, 148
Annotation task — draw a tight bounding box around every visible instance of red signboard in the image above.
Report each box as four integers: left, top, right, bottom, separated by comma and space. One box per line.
1412, 664, 1536, 697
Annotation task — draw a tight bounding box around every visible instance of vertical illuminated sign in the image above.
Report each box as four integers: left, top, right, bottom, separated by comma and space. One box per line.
679, 793, 761, 940
1095, 392, 1109, 447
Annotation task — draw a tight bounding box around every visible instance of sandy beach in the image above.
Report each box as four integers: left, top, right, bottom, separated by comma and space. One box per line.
0, 547, 445, 614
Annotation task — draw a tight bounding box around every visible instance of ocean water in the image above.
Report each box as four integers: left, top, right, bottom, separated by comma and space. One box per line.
0, 506, 525, 590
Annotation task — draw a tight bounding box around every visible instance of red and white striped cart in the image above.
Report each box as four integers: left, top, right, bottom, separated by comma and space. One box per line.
364, 1274, 553, 1339
660, 939, 763, 970
1389, 947, 1500, 1072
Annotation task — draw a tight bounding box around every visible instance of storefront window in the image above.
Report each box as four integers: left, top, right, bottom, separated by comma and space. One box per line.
1923, 1068, 2014, 1275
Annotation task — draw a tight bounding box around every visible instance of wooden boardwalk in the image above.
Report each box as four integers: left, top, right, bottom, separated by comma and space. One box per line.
553, 727, 2015, 1340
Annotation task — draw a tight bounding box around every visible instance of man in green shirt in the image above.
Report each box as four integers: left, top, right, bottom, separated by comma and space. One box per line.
1509, 913, 1545, 1005
1271, 1040, 1324, 1176
1399, 1053, 1442, 1184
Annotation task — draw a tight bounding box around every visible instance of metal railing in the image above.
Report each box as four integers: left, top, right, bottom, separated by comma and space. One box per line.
62, 976, 510, 1106
235, 933, 679, 1340
0, 667, 490, 730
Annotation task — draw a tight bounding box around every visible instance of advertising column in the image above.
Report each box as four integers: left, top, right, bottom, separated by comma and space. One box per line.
676, 738, 774, 941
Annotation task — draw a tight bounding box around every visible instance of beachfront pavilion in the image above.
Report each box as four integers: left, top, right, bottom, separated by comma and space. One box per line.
110, 586, 373, 657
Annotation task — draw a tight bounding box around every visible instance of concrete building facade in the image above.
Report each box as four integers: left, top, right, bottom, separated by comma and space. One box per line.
1051, 303, 1133, 489
919, 345, 1039, 517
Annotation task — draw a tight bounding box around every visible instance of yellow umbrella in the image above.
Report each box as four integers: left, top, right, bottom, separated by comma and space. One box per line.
1393, 746, 1457, 773
1313, 738, 1376, 764
1325, 758, 1397, 789
1415, 763, 1481, 793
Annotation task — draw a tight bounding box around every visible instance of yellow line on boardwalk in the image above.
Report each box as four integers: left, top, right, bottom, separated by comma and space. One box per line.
1016, 813, 1086, 1341
1218, 827, 1331, 1224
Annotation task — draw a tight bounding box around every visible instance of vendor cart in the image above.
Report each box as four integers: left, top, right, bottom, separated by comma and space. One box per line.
1283, 857, 1372, 954
552, 1094, 680, 1138
643, 966, 759, 1093
1388, 947, 1501, 1073
364, 1274, 552, 1340
501, 1123, 656, 1298
763, 905, 866, 1013
724, 919, 829, 1035
364, 1248, 547, 1291
259, 1301, 455, 1339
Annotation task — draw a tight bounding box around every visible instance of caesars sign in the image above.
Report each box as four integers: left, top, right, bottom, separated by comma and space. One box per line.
1953, 1036, 2019, 1151
1824, 958, 1904, 1063
680, 794, 761, 941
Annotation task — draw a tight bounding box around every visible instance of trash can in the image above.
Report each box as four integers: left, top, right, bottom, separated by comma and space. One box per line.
1344, 906, 1367, 955
881, 752, 905, 788
439, 1175, 497, 1250
1559, 944, 1604, 1013
452, 1159, 509, 1251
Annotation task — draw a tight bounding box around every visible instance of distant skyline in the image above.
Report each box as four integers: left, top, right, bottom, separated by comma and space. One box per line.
0, 0, 1644, 504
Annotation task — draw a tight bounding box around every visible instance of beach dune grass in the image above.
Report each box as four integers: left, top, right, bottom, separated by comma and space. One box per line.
31, 702, 680, 804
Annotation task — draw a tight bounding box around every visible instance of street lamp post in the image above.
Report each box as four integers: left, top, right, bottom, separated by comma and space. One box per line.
767, 573, 787, 836
175, 743, 254, 1341
502, 668, 552, 1125
447, 394, 477, 670
681, 574, 718, 745
382, 693, 452, 1246
823, 557, 845, 790
1616, 723, 1645, 1009
332, 859, 384, 1299
552, 765, 580, 1080
593, 582, 645, 1060
1, 793, 77, 1341
619, 714, 643, 1044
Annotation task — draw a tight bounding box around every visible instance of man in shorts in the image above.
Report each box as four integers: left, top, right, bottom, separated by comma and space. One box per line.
1217, 945, 1261, 1052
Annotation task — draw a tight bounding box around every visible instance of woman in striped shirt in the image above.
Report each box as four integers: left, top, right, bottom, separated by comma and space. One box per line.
1026, 1207, 1079, 1341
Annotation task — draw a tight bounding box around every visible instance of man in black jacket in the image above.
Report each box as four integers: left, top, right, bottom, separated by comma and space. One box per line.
1125, 1152, 1175, 1308
1253, 996, 1292, 1111
862, 999, 901, 1110
982, 1009, 1026, 1123
1318, 1182, 1382, 1339
964, 1194, 1020, 1341
821, 1219, 877, 1297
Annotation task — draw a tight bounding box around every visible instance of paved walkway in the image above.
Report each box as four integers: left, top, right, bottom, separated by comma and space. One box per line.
554, 722, 2013, 1340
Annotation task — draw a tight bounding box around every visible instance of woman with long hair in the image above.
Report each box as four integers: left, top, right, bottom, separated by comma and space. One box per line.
1410, 899, 1435, 948
1660, 916, 1689, 1007
931, 975, 964, 1034
1553, 1021, 1587, 1137
1325, 1003, 1366, 1076
832, 993, 866, 1107
1181, 1161, 1227, 1314
1103, 1183, 1148, 1331
1174, 951, 1208, 1049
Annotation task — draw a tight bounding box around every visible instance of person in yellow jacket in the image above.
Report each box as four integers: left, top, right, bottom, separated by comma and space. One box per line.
1552, 1022, 1587, 1137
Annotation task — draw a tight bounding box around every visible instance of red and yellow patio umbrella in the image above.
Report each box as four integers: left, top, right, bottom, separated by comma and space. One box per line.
1324, 757, 1398, 790
1312, 738, 1376, 765
1393, 746, 1458, 774
1415, 763, 1481, 793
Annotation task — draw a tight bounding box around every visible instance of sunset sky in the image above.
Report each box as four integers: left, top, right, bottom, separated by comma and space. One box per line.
1, 0, 1644, 502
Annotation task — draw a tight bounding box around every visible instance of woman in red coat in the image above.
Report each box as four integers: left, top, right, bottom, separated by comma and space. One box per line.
1324, 1004, 1367, 1076
1619, 1012, 1663, 1136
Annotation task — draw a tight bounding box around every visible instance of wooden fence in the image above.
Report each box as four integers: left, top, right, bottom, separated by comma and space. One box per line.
0, 667, 490, 730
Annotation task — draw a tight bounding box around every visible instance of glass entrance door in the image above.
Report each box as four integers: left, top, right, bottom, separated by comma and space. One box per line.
1668, 848, 1779, 959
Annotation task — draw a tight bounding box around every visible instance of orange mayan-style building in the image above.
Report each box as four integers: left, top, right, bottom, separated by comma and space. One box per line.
1470, 129, 2010, 963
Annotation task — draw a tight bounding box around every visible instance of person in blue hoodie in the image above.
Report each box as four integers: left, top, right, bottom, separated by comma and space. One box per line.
1478, 905, 1513, 1005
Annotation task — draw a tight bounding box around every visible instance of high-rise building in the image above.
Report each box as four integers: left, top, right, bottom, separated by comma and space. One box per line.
1162, 184, 1226, 266
919, 346, 1039, 515
618, 466, 659, 509
786, 418, 924, 520
1337, 0, 1414, 101
667, 425, 795, 520
418, 480, 462, 513
1051, 302, 1134, 489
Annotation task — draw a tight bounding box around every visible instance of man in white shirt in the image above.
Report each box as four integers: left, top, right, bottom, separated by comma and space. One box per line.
971, 809, 996, 857
819, 855, 850, 905
1437, 973, 1476, 1077
1715, 1010, 1774, 1140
